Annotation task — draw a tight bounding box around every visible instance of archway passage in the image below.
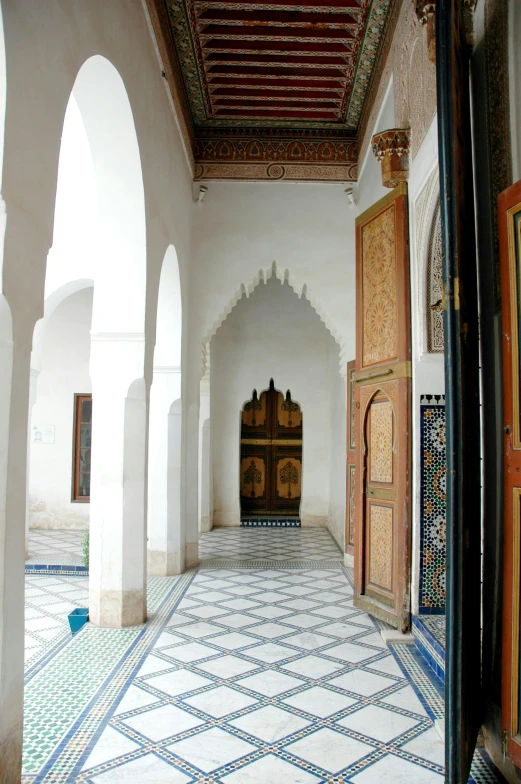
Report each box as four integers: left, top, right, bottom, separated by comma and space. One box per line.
240, 379, 302, 517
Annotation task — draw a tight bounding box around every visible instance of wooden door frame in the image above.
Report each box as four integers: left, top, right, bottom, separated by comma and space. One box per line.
499, 179, 521, 767
353, 183, 412, 632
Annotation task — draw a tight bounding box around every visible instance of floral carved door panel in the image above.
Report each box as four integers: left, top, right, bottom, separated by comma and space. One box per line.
354, 183, 412, 632
345, 360, 356, 558
240, 379, 302, 515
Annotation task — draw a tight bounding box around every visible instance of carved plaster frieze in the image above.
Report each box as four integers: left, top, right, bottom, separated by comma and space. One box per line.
194, 162, 357, 184
371, 129, 411, 188
415, 0, 436, 63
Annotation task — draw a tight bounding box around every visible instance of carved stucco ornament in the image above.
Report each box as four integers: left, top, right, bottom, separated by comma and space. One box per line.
415, 0, 436, 63
371, 129, 411, 189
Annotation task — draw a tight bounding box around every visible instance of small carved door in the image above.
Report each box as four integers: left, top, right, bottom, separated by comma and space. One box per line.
353, 183, 411, 632
240, 379, 302, 516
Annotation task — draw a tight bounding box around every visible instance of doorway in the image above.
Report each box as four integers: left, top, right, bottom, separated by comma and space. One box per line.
240, 379, 302, 517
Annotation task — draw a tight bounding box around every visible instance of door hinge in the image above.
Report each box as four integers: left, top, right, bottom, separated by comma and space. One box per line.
502, 729, 509, 762
454, 277, 460, 310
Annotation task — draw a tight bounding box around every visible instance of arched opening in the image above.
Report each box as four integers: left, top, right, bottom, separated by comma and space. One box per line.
240, 379, 303, 522
26, 55, 148, 630
210, 276, 342, 533
361, 389, 396, 598
148, 245, 183, 575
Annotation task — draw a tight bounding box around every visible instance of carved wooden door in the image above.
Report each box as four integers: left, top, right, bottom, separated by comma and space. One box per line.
345, 360, 356, 558
353, 183, 412, 632
240, 380, 302, 516
499, 179, 521, 767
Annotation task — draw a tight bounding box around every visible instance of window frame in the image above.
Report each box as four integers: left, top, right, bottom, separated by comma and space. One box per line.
72, 393, 92, 503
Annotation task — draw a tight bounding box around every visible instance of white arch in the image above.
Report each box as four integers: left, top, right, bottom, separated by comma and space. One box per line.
201, 262, 346, 377
0, 1, 7, 286
31, 279, 94, 371
148, 245, 183, 575
154, 245, 182, 369
72, 55, 146, 334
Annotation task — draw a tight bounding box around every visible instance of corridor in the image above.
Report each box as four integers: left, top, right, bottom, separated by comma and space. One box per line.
22, 529, 498, 783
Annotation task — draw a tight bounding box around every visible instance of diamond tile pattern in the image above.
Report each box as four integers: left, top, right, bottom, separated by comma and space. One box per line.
27, 529, 85, 566
22, 528, 503, 783
198, 527, 342, 563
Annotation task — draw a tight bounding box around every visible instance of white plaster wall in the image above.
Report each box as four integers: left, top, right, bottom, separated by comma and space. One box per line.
211, 277, 340, 527
29, 287, 92, 530
191, 181, 355, 369
328, 349, 346, 550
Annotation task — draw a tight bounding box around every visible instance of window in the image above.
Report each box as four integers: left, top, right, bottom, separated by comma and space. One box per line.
73, 394, 92, 502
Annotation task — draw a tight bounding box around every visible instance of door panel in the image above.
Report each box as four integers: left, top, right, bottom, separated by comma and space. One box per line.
240, 380, 302, 515
354, 184, 411, 632
345, 361, 356, 557
499, 179, 521, 767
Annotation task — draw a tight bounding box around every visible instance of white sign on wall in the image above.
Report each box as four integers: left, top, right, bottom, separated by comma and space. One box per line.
32, 425, 55, 444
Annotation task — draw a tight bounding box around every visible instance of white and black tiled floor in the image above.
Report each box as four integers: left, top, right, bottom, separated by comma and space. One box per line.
198, 527, 343, 565
22, 527, 503, 783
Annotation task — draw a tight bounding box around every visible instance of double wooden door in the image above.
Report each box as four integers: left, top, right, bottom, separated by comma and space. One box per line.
240, 379, 302, 515
353, 183, 412, 632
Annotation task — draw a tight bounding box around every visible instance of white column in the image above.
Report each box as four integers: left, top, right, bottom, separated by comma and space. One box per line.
198, 376, 211, 533
25, 367, 39, 558
185, 399, 200, 568
88, 334, 147, 628
147, 366, 183, 575
200, 419, 212, 532
0, 335, 29, 781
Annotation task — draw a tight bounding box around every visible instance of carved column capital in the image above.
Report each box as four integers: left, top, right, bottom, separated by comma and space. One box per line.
415, 0, 436, 63
371, 129, 411, 189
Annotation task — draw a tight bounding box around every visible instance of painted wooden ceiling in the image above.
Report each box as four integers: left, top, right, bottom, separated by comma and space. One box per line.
148, 0, 394, 181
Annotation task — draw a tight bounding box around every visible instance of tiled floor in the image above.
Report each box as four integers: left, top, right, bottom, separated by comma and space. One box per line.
27, 530, 85, 566
199, 527, 343, 564
25, 574, 89, 675
21, 528, 501, 783
421, 616, 446, 648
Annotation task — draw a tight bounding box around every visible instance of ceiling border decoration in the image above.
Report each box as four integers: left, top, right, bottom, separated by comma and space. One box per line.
146, 0, 397, 182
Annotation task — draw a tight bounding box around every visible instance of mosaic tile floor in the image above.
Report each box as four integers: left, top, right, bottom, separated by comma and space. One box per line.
199, 527, 343, 564
21, 529, 502, 783
421, 616, 446, 648
25, 574, 89, 676
27, 530, 85, 566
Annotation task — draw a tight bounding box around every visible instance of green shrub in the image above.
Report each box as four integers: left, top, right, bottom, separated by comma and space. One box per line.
82, 531, 89, 569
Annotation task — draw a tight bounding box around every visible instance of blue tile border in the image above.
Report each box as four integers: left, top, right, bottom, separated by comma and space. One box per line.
413, 615, 445, 682
25, 563, 88, 575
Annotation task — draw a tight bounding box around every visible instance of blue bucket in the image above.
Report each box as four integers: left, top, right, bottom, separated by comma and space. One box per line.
68, 608, 89, 634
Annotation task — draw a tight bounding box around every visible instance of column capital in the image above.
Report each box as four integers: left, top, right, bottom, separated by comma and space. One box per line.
371, 129, 411, 189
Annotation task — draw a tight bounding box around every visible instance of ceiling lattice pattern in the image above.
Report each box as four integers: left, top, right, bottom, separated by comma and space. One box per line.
148, 0, 394, 180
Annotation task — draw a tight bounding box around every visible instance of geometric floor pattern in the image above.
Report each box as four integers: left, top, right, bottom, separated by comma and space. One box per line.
420, 616, 446, 649
25, 574, 89, 675
62, 567, 448, 784
27, 529, 85, 566
199, 527, 343, 565
21, 528, 503, 783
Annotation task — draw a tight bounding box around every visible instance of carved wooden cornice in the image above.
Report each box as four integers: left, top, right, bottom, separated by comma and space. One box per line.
372, 129, 411, 189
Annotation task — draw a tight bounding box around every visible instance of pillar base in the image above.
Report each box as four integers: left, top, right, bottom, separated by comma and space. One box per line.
0, 727, 22, 784
89, 588, 146, 627
147, 548, 184, 576
186, 541, 199, 569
